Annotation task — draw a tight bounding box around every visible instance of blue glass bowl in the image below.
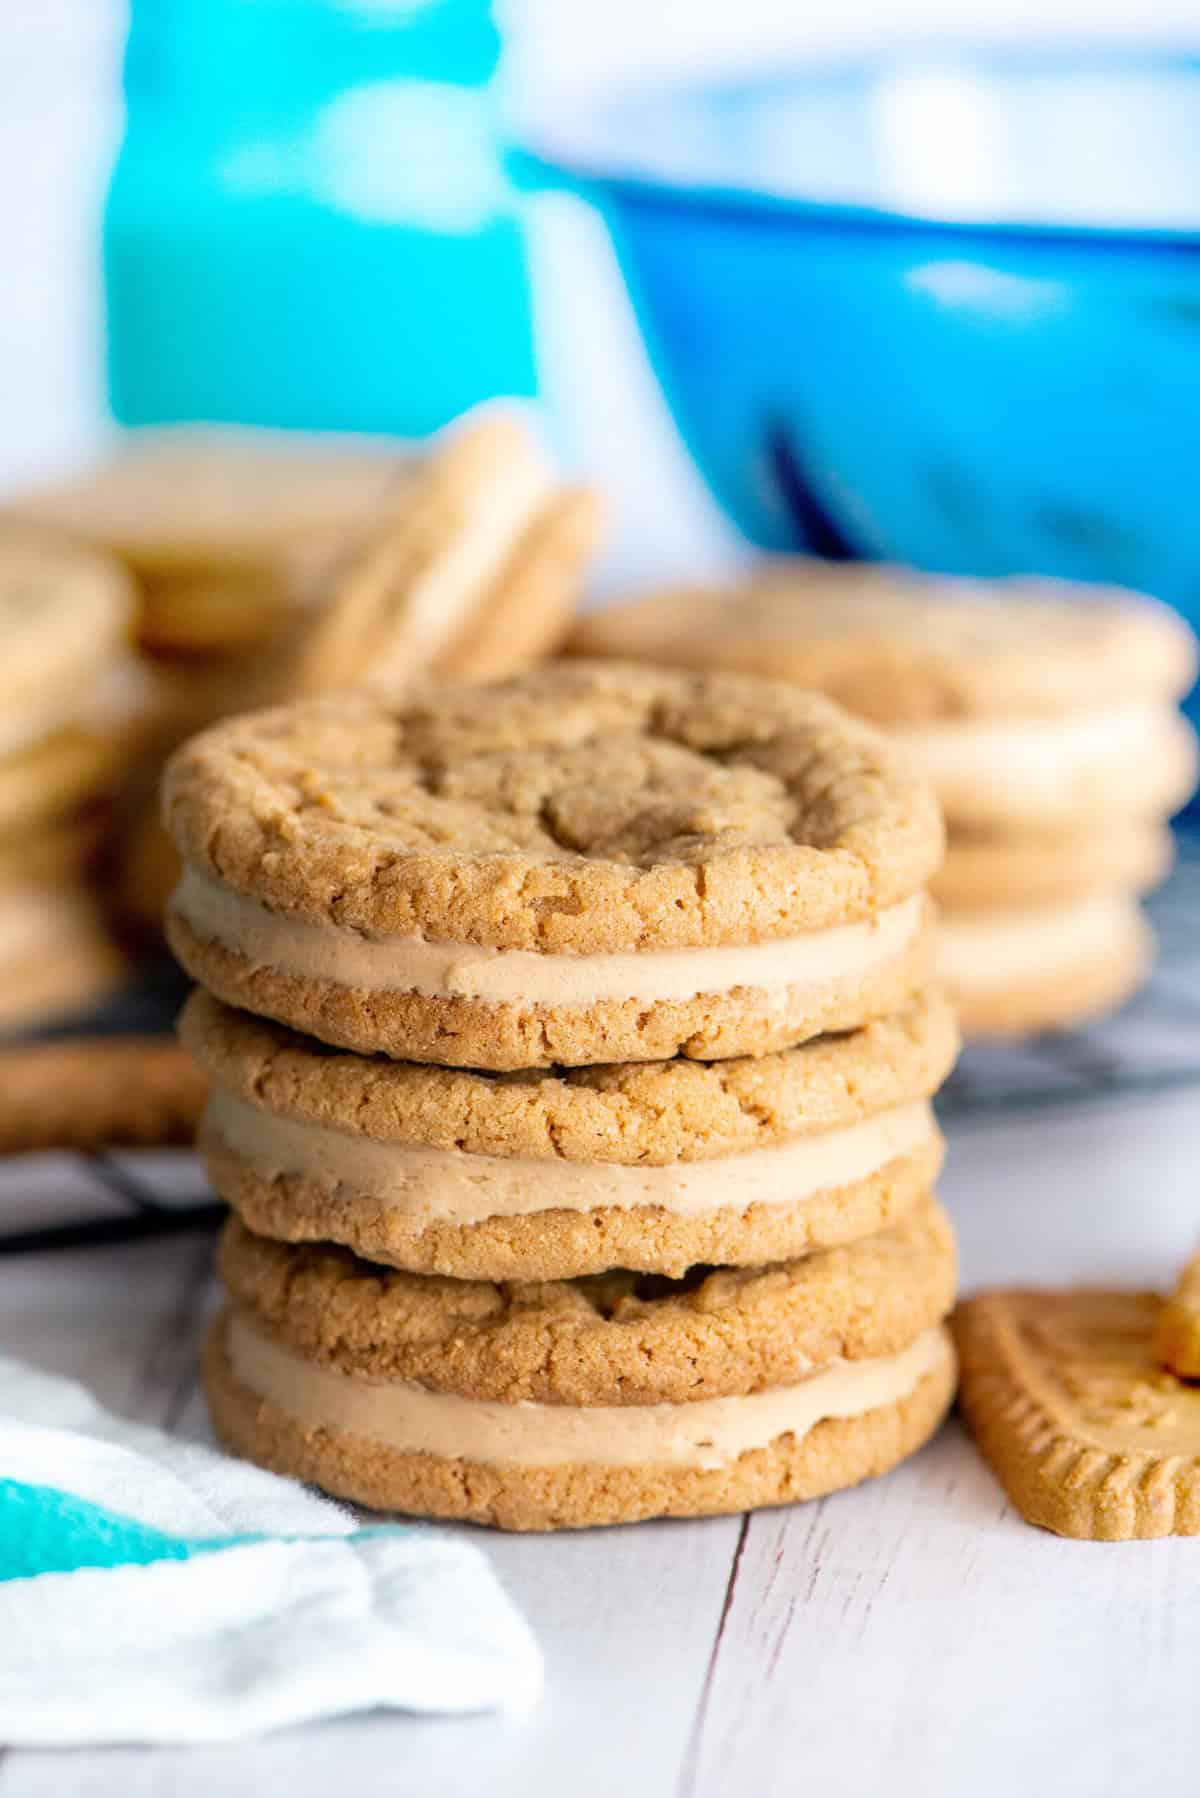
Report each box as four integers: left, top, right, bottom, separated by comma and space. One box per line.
521, 51, 1200, 616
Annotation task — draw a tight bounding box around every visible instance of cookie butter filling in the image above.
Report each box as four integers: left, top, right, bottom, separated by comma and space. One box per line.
174, 870, 925, 1008
938, 893, 1144, 989
225, 1315, 951, 1471
894, 701, 1189, 814
206, 1092, 936, 1223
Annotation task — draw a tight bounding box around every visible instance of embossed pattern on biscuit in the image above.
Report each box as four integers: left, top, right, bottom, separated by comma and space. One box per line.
955, 1288, 1200, 1539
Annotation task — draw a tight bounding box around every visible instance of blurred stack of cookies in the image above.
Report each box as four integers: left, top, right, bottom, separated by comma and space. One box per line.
167, 660, 959, 1530
7, 412, 600, 946
572, 566, 1199, 1037
0, 531, 145, 1031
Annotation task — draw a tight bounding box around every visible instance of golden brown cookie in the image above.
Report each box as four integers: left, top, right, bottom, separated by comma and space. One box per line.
939, 894, 1151, 1038
182, 986, 957, 1279
932, 821, 1173, 911
954, 1287, 1200, 1539
206, 1201, 957, 1529
0, 1037, 207, 1152
1154, 1253, 1200, 1380
164, 662, 943, 1068
571, 569, 1199, 829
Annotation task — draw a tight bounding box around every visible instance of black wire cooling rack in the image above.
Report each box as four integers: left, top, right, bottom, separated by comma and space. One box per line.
4, 836, 1200, 1255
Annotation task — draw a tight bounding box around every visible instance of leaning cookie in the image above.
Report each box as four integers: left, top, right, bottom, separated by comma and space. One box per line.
955, 1288, 1200, 1539
181, 987, 956, 1279
207, 1202, 957, 1530
163, 663, 943, 1069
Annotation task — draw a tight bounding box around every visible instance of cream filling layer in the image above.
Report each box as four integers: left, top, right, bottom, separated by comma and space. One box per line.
225, 1315, 951, 1471
207, 1092, 936, 1224
894, 702, 1185, 814
174, 870, 924, 1008
938, 893, 1143, 990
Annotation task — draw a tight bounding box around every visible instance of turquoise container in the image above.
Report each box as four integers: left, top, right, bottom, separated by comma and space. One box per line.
105, 0, 536, 439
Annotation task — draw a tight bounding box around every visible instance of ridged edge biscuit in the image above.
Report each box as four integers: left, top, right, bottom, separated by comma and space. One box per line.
955, 1289, 1200, 1539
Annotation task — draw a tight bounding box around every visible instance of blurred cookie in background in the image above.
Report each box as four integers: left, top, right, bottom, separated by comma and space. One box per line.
2, 427, 407, 661
0, 530, 152, 1029
106, 410, 603, 944
572, 565, 1198, 1038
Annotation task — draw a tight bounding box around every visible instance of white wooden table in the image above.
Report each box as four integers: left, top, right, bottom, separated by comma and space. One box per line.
1, 1081, 1198, 1797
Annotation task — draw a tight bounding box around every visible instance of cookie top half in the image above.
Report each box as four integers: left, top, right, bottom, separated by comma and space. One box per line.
163, 660, 942, 954
570, 565, 1197, 724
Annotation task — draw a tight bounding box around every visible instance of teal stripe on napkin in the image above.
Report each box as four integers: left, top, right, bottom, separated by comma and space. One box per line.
0, 1480, 252, 1579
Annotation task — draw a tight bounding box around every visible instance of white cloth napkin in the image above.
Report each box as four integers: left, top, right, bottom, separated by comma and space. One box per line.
0, 1354, 541, 1746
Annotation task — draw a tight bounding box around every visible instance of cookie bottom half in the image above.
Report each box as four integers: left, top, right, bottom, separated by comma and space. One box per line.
204, 1315, 956, 1531
200, 1126, 943, 1281
168, 910, 936, 1070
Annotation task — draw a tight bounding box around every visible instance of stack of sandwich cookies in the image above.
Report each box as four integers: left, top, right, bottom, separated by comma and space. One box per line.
164, 663, 941, 1068
571, 568, 1199, 1036
167, 661, 957, 1529
0, 530, 142, 1029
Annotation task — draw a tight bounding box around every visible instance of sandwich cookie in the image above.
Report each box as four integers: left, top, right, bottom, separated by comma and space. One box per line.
164, 662, 943, 1069
182, 986, 956, 1279
570, 566, 1199, 829
955, 1287, 1200, 1539
206, 1200, 957, 1530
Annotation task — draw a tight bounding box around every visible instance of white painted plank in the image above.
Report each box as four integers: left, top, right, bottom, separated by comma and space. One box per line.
4, 1086, 1200, 1795
686, 1423, 1200, 1798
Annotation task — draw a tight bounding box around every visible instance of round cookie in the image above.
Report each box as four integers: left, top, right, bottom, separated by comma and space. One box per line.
206, 1202, 958, 1530
938, 894, 1152, 1039
570, 568, 1199, 828
163, 662, 943, 1069
932, 821, 1174, 911
182, 987, 958, 1280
